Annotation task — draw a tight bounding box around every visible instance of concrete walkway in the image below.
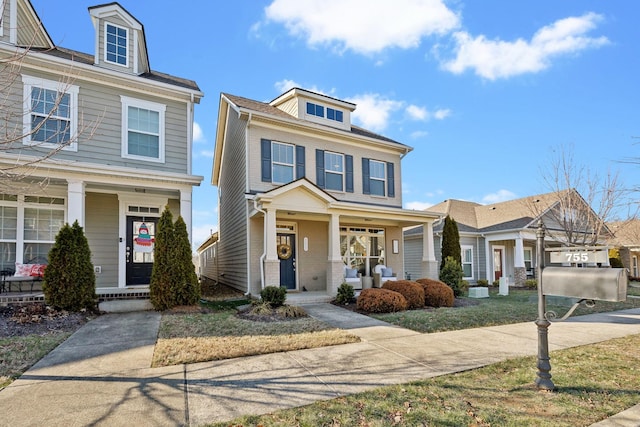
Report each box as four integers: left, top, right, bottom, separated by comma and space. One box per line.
1, 306, 640, 426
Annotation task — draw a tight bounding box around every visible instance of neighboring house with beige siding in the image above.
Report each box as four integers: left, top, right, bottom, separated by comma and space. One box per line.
0, 1, 202, 289
203, 88, 440, 300
404, 190, 610, 287
607, 220, 640, 277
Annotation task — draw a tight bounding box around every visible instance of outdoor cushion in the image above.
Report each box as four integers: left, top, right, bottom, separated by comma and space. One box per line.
382, 267, 393, 277
345, 268, 358, 279
13, 263, 46, 277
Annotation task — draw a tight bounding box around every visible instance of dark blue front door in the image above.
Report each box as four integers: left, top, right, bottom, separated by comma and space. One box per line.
277, 233, 296, 290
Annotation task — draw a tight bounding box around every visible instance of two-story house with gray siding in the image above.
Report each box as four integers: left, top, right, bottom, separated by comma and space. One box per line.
0, 1, 203, 290
205, 88, 440, 301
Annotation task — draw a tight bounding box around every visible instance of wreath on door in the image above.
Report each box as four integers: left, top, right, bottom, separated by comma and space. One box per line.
277, 243, 292, 260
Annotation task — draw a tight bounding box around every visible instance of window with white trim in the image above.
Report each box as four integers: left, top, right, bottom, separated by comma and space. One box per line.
22, 76, 79, 151
0, 194, 65, 271
524, 247, 533, 275
121, 96, 166, 162
369, 160, 386, 196
105, 22, 128, 66
272, 142, 294, 184
462, 245, 473, 279
324, 151, 344, 191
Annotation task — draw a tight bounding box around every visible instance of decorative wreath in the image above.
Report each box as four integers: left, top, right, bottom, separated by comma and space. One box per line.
277, 243, 292, 260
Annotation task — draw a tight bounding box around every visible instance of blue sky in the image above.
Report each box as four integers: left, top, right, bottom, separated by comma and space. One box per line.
31, 0, 640, 248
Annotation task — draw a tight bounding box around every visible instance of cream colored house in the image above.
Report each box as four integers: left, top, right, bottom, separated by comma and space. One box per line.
204, 88, 440, 299
0, 1, 203, 290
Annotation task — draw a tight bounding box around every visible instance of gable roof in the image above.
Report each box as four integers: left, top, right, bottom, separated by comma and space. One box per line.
608, 220, 640, 247
12, 0, 199, 92
221, 92, 408, 146
429, 190, 573, 234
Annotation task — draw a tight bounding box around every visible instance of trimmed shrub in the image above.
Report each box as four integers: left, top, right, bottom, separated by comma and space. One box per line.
525, 279, 537, 289
336, 283, 355, 305
415, 278, 454, 308
150, 206, 175, 311
476, 279, 489, 287
44, 221, 97, 312
276, 305, 307, 318
440, 256, 466, 297
260, 285, 287, 307
173, 216, 201, 306
356, 288, 408, 313
382, 280, 425, 309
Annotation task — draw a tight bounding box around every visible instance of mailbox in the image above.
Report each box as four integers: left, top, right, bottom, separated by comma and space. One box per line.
542, 267, 627, 302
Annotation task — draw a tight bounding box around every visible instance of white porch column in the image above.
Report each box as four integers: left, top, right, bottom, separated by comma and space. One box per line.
421, 221, 439, 279
179, 189, 193, 242
264, 208, 278, 261
514, 235, 525, 267
328, 214, 341, 261
66, 180, 85, 227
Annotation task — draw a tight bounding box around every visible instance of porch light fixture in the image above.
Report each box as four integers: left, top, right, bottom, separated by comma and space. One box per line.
393, 239, 399, 254
303, 237, 309, 251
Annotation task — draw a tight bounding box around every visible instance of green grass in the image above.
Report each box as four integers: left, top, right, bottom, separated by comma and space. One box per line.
0, 332, 72, 390
371, 288, 640, 333
209, 334, 640, 427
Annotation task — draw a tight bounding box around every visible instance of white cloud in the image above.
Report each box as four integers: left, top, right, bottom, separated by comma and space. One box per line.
191, 224, 218, 250
263, 0, 460, 55
441, 13, 609, 80
410, 130, 429, 139
347, 93, 402, 132
406, 104, 428, 121
433, 108, 451, 120
481, 189, 517, 204
405, 201, 434, 211
193, 122, 204, 143
275, 79, 299, 93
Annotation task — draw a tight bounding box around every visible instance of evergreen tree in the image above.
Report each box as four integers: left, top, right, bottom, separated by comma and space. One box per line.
440, 215, 461, 271
173, 215, 200, 305
43, 220, 96, 311
439, 256, 466, 297
150, 206, 176, 310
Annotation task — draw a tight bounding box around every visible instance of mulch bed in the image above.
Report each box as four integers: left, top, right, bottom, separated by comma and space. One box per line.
0, 303, 95, 338
331, 297, 480, 313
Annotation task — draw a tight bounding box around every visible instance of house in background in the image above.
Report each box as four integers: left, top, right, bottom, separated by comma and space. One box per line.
607, 220, 640, 277
404, 190, 611, 286
202, 88, 440, 300
0, 1, 202, 290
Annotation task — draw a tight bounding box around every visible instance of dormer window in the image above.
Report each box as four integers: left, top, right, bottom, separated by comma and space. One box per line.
105, 23, 128, 66
327, 107, 343, 123
306, 102, 324, 118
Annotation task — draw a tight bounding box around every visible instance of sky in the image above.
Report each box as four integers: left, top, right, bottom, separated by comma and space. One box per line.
30, 0, 640, 249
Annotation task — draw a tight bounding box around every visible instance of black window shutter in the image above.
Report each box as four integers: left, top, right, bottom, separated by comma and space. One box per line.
362, 158, 370, 195
296, 145, 305, 179
345, 155, 354, 193
315, 149, 325, 188
387, 162, 395, 197
261, 139, 271, 182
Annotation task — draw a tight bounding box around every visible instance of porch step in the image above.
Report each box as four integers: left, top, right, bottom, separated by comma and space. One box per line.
99, 299, 153, 313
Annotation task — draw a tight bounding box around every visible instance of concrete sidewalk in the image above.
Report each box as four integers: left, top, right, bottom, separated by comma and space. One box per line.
1, 306, 640, 426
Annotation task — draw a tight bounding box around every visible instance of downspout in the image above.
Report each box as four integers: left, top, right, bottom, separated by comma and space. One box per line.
253, 198, 266, 293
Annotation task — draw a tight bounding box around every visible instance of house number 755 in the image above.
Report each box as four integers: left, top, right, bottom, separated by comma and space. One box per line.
565, 252, 589, 262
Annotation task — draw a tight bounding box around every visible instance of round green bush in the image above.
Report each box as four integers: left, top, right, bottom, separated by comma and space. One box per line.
415, 278, 454, 308
336, 282, 355, 305
356, 288, 408, 313
382, 280, 425, 309
260, 285, 287, 307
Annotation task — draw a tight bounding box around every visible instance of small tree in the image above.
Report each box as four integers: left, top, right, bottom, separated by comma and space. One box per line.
150, 206, 176, 310
440, 215, 461, 270
43, 220, 96, 311
173, 215, 200, 306
439, 256, 465, 297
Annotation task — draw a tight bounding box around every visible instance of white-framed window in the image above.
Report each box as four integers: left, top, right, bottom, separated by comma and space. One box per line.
524, 247, 533, 275
306, 102, 324, 118
105, 22, 128, 66
633, 255, 638, 277
0, 194, 65, 271
340, 227, 385, 277
324, 151, 344, 191
121, 96, 166, 163
272, 142, 294, 184
22, 75, 79, 151
326, 107, 343, 123
462, 245, 473, 279
369, 160, 386, 196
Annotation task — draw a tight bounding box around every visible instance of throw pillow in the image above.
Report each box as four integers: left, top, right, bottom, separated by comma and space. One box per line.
30, 264, 46, 277
14, 263, 34, 277
345, 268, 358, 279
382, 267, 393, 277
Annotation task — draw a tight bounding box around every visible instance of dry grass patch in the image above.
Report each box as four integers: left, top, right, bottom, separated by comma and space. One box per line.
152, 309, 359, 367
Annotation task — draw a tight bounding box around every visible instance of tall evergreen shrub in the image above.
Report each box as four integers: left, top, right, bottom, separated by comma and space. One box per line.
150, 206, 176, 310
440, 215, 461, 271
43, 220, 97, 311
173, 215, 200, 305
439, 256, 466, 297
